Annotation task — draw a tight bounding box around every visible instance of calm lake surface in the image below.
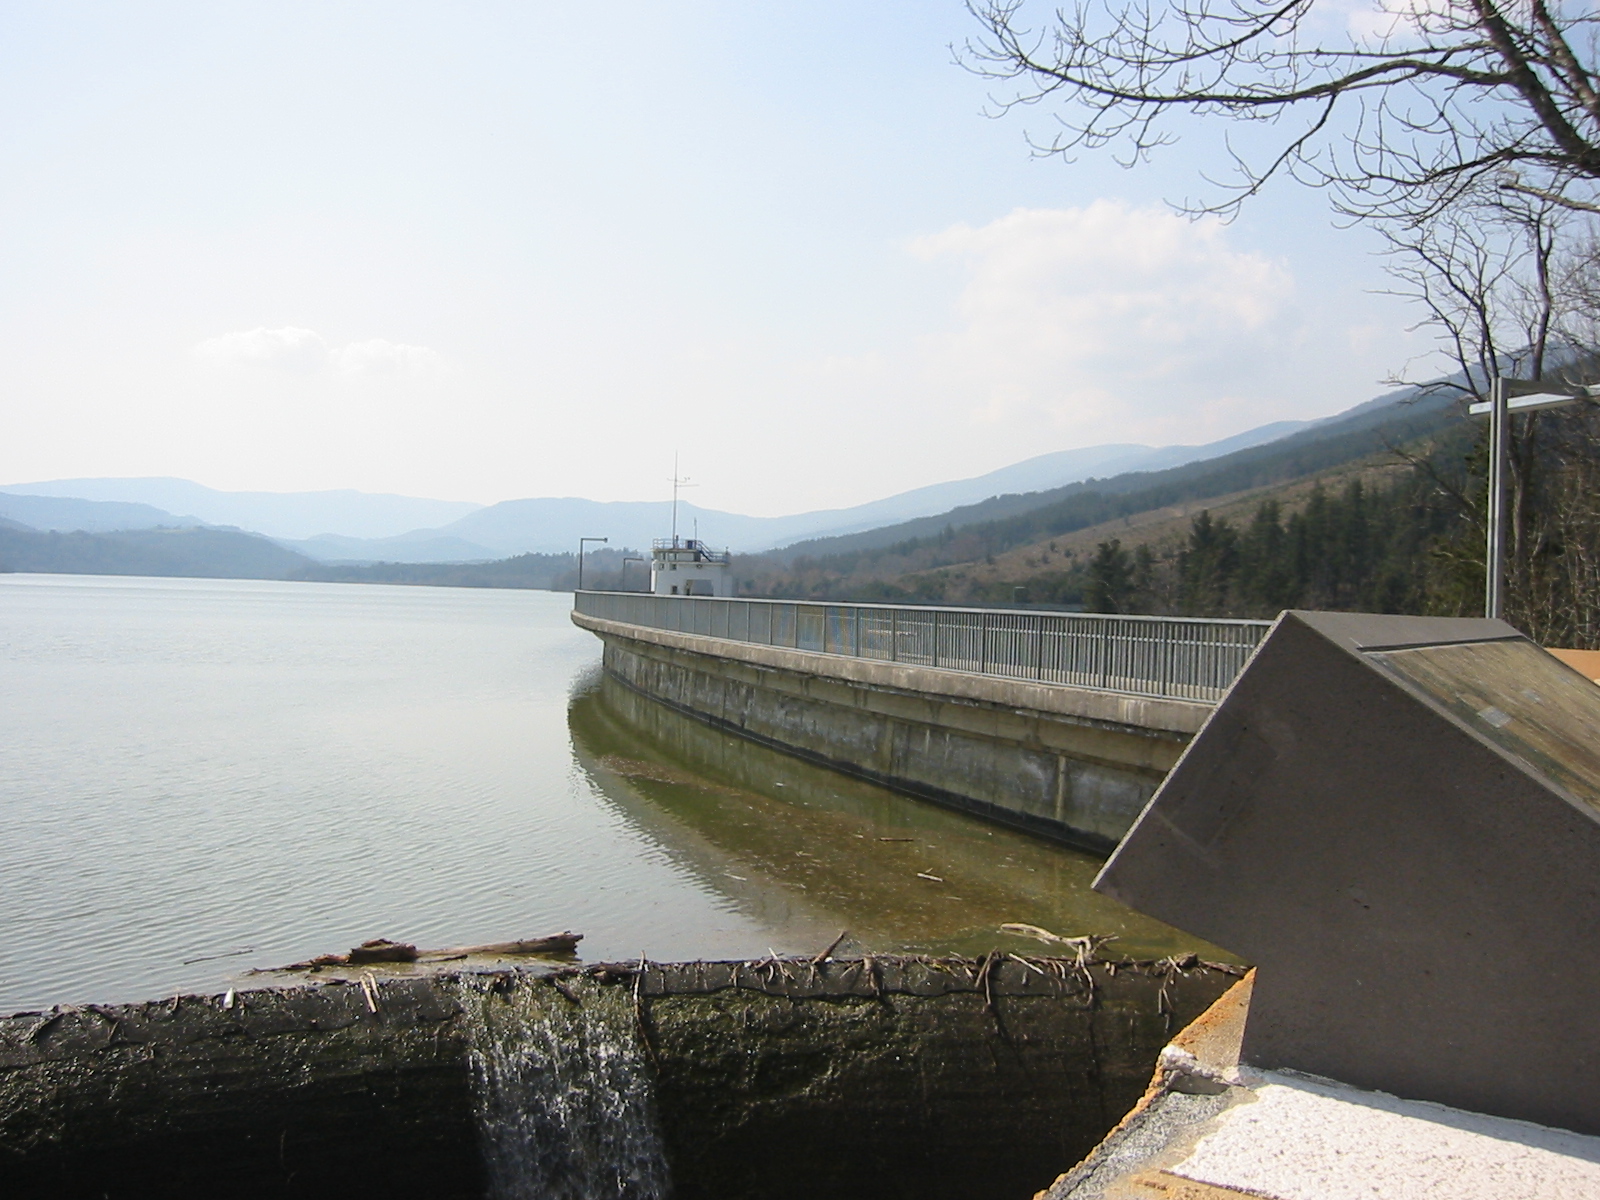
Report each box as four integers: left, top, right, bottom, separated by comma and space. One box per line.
0, 574, 1216, 1013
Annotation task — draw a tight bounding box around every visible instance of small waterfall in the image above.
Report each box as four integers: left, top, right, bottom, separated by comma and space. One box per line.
461, 977, 673, 1200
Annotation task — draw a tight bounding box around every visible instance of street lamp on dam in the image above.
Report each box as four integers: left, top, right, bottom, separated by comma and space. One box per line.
577, 537, 607, 592
621, 555, 646, 592
1469, 377, 1595, 619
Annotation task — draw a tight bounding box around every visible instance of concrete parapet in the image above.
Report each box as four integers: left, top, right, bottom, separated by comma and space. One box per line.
574, 611, 1207, 852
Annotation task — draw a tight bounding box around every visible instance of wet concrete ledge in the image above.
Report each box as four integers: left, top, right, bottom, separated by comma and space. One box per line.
575, 612, 1208, 852
0, 955, 1241, 1200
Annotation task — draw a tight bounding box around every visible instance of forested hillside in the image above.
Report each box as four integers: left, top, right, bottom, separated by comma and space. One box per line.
295, 546, 638, 590
739, 395, 1458, 601
741, 402, 1600, 650
0, 523, 313, 579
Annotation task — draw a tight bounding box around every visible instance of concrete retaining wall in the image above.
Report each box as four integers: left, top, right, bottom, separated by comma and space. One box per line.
575, 612, 1209, 852
0, 956, 1240, 1200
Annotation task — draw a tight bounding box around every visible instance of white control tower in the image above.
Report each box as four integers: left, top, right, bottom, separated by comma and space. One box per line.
650, 538, 735, 596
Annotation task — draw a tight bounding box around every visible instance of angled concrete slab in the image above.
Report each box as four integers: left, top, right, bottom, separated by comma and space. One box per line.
1095, 611, 1600, 1134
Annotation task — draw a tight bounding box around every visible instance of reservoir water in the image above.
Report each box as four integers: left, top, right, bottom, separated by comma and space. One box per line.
0, 574, 1215, 1015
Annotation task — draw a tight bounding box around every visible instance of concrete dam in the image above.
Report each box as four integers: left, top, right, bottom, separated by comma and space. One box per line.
572, 592, 1269, 852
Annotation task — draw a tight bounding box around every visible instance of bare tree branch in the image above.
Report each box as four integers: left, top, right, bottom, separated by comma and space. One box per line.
963, 0, 1600, 221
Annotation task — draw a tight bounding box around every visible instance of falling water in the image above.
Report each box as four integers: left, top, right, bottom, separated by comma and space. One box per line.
461, 977, 673, 1200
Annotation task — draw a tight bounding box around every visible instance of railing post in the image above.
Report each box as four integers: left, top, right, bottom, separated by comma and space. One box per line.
1164, 624, 1177, 700
890, 608, 898, 662
932, 609, 940, 669
980, 612, 988, 674
1034, 614, 1044, 680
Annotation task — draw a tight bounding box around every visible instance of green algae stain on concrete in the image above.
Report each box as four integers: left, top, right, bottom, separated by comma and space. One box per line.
568, 670, 1233, 962
0, 960, 1240, 1200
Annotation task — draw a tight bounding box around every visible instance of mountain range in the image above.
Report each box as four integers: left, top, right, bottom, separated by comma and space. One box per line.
0, 420, 1306, 563
0, 478, 480, 541
0, 389, 1456, 588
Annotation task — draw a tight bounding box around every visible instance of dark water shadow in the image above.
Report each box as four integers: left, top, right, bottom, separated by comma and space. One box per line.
567, 667, 1232, 961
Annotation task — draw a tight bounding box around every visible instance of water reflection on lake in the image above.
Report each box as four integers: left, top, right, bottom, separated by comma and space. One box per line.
570, 672, 1219, 962
0, 575, 1223, 1015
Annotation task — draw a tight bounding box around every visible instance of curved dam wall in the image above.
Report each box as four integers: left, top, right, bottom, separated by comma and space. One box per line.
0, 956, 1240, 1200
573, 612, 1212, 853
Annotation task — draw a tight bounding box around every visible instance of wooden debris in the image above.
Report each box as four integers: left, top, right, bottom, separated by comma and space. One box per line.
999, 924, 1119, 969
347, 939, 419, 965
811, 929, 850, 964
249, 931, 583, 974
424, 933, 582, 959
999, 922, 1071, 943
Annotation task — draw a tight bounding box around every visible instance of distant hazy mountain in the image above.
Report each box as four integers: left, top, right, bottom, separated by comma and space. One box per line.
0, 492, 202, 534
0, 392, 1437, 588
0, 478, 482, 541
275, 530, 500, 564
297, 419, 1309, 562
766, 390, 1454, 564
0, 522, 313, 579
1, 418, 1306, 562
773, 420, 1309, 543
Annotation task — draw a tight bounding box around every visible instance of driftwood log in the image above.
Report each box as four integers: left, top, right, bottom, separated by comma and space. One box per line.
252, 931, 583, 973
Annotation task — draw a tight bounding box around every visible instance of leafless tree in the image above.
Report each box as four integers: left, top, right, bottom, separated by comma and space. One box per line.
964, 0, 1600, 222
1378, 192, 1600, 639
964, 0, 1600, 638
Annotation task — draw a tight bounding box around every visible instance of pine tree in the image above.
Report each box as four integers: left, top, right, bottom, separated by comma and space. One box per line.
1085, 539, 1135, 613
1178, 512, 1239, 616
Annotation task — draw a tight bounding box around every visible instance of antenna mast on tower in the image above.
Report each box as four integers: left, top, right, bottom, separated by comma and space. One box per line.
670, 454, 696, 547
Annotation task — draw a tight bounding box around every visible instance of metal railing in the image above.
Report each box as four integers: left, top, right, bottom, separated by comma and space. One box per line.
574, 591, 1271, 703
651, 537, 731, 563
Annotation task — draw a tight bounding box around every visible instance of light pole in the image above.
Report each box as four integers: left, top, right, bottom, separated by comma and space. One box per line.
1468, 378, 1593, 618
621, 555, 646, 592
577, 537, 607, 592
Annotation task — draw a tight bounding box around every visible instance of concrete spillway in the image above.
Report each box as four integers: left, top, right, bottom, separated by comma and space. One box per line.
0, 955, 1239, 1200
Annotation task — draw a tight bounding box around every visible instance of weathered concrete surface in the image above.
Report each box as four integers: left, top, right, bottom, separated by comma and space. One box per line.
1048, 972, 1600, 1200
1097, 611, 1600, 1133
635, 957, 1237, 1199
0, 978, 479, 1199
0, 956, 1239, 1200
575, 612, 1207, 852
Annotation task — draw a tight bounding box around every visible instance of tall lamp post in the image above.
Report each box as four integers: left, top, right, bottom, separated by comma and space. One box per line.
621, 555, 647, 592
1468, 378, 1593, 618
577, 537, 608, 592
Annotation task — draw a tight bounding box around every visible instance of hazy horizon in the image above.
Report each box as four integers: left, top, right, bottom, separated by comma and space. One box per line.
2, 3, 1436, 517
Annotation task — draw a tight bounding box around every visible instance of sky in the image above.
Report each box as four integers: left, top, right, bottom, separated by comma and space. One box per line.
0, 1, 1434, 517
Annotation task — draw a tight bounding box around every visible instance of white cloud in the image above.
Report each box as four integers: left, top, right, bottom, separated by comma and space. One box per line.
192, 327, 442, 379
1323, 0, 1455, 45
192, 326, 330, 373
904, 202, 1297, 438
330, 338, 444, 377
